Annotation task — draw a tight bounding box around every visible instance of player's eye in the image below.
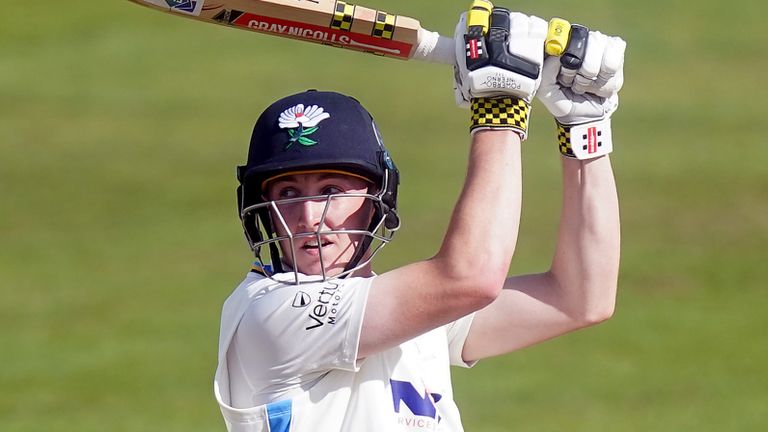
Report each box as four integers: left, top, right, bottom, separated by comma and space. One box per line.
321, 185, 343, 196
276, 187, 300, 199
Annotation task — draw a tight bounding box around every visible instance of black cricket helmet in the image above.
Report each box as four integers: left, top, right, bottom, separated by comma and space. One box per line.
237, 90, 400, 283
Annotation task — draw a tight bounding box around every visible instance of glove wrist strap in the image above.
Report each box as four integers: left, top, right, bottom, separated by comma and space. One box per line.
557, 118, 613, 159
470, 96, 530, 140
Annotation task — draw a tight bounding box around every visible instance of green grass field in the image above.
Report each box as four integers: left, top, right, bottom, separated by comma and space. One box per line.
2, 0, 766, 430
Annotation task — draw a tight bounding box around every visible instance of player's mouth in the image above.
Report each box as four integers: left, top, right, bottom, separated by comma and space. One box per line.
301, 239, 333, 253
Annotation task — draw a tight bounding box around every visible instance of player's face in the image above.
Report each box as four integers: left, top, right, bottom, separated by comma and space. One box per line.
265, 172, 374, 277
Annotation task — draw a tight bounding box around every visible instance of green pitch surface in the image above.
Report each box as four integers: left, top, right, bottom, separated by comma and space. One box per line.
1, 0, 766, 430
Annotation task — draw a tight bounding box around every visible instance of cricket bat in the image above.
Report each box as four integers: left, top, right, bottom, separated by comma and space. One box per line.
127, 0, 456, 64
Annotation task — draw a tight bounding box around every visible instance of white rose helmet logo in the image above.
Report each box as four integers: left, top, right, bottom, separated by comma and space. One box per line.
278, 104, 331, 148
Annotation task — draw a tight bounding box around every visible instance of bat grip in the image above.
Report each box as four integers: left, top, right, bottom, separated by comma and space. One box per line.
413, 28, 455, 65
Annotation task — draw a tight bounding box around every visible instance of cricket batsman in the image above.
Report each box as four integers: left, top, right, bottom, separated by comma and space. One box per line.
213, 4, 626, 431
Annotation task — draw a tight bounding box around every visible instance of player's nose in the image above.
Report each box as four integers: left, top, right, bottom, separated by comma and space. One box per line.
296, 198, 328, 231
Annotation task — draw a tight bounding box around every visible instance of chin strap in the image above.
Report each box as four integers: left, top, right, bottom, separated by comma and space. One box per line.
341, 212, 380, 277
256, 207, 284, 275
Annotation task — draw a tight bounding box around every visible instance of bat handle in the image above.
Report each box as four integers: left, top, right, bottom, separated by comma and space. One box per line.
414, 16, 575, 66
413, 28, 455, 65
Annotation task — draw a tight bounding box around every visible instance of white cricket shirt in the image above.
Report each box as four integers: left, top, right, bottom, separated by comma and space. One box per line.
214, 271, 476, 432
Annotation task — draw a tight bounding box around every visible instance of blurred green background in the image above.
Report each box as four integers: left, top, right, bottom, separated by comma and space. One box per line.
2, 0, 766, 430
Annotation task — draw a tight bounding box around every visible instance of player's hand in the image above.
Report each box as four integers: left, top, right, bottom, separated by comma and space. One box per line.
555, 29, 626, 98
537, 56, 621, 125
453, 8, 548, 106
537, 30, 626, 159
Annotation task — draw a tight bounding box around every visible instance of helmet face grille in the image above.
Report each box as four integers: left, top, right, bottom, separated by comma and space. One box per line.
241, 190, 398, 285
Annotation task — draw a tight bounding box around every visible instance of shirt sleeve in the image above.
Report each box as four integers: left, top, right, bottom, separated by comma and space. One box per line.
445, 313, 478, 368
234, 276, 372, 378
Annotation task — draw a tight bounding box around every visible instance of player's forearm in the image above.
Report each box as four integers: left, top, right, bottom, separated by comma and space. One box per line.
434, 130, 522, 286
550, 155, 620, 323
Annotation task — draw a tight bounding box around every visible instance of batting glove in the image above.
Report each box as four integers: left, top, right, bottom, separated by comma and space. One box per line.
454, 6, 548, 139
537, 30, 626, 159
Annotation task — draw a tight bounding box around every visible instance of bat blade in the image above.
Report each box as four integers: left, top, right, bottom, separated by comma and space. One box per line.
128, 0, 454, 64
